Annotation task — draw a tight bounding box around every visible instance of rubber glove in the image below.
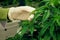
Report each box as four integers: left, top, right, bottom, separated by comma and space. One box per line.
8, 6, 35, 21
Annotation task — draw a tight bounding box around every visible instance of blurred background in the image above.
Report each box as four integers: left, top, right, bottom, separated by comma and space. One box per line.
0, 0, 43, 8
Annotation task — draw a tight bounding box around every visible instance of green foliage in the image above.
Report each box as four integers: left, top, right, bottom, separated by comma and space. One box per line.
6, 0, 60, 40
25, 0, 41, 8
0, 0, 19, 7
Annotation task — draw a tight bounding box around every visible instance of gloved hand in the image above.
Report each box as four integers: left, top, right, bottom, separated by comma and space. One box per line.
8, 6, 35, 21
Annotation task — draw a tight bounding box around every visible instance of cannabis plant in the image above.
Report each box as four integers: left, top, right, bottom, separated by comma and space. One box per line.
7, 0, 60, 40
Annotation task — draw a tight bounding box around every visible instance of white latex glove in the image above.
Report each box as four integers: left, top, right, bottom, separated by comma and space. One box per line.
8, 6, 35, 21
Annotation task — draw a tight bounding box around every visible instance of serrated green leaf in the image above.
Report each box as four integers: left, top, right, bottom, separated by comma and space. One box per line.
50, 0, 58, 7
50, 25, 54, 35
56, 18, 60, 26
42, 10, 50, 22
52, 8, 60, 26
43, 33, 50, 40
18, 25, 28, 38
18, 20, 30, 38
20, 20, 30, 26
32, 5, 47, 23
32, 8, 44, 22
29, 26, 34, 35
50, 25, 56, 40
39, 22, 49, 36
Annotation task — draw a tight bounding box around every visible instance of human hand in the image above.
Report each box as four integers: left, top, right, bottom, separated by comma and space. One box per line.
8, 6, 35, 21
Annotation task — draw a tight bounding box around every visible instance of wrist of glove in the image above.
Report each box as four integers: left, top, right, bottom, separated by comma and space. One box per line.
0, 7, 9, 21
8, 6, 35, 22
